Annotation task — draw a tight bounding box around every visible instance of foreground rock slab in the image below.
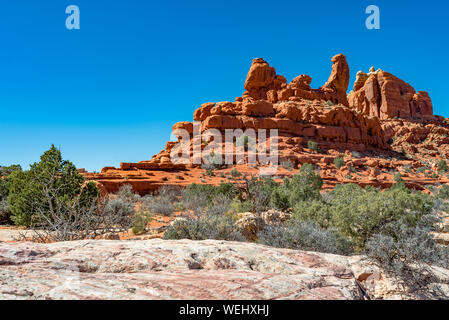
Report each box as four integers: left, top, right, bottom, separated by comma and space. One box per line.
1, 239, 448, 300
0, 239, 363, 300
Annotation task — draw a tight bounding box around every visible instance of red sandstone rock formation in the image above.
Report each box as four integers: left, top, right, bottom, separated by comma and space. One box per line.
242, 54, 350, 106
83, 54, 448, 196
348, 69, 434, 120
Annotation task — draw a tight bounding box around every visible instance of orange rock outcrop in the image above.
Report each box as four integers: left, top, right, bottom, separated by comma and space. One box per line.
348, 69, 433, 120
83, 54, 449, 195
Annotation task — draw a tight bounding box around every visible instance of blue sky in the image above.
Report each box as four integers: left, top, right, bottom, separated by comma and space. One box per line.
0, 0, 448, 171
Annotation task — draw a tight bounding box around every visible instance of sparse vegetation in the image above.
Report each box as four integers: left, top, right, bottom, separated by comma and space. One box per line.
163, 214, 245, 242
438, 159, 449, 173
307, 140, 319, 152
258, 221, 354, 256
334, 157, 344, 169
230, 168, 242, 179
394, 172, 403, 183
281, 160, 295, 171
235, 135, 255, 152
2, 145, 449, 297
142, 185, 181, 216
132, 211, 152, 235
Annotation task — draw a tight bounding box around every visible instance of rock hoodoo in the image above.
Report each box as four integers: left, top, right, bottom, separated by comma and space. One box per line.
348, 68, 433, 120
242, 54, 350, 106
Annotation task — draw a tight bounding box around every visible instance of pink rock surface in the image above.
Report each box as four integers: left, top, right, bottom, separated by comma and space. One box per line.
0, 239, 361, 300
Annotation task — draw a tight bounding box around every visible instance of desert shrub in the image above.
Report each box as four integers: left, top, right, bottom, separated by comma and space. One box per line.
438, 160, 449, 173
20, 190, 134, 243
132, 211, 153, 235
180, 183, 238, 214
366, 219, 449, 298
417, 166, 427, 174
270, 163, 323, 210
281, 160, 295, 171
394, 172, 403, 183
142, 194, 174, 215
258, 221, 354, 256
291, 183, 435, 252
0, 176, 11, 224
331, 184, 434, 249
230, 168, 242, 178
292, 200, 332, 228
0, 199, 11, 224
324, 183, 368, 205
7, 145, 99, 227
333, 157, 344, 169
307, 140, 319, 152
206, 194, 233, 216
326, 100, 334, 107
103, 197, 135, 219
180, 184, 215, 213
116, 184, 141, 203
235, 135, 255, 152
202, 152, 224, 170
163, 214, 245, 242
227, 199, 253, 216
437, 184, 449, 200
242, 176, 279, 213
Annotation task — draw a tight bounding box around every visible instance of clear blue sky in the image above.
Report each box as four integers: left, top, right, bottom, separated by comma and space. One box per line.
0, 0, 448, 171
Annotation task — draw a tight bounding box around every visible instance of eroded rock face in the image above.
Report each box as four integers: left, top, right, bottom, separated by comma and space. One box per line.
348, 69, 434, 120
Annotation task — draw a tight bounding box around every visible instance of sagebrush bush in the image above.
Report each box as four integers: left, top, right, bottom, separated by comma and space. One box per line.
258, 221, 354, 256
437, 184, 449, 199
438, 160, 449, 173
206, 193, 233, 216
333, 157, 344, 169
132, 211, 152, 235
365, 219, 449, 298
163, 214, 245, 242
116, 184, 141, 203
142, 195, 173, 216
307, 140, 319, 152
281, 160, 295, 171
180, 183, 238, 214
103, 197, 135, 218
235, 135, 256, 152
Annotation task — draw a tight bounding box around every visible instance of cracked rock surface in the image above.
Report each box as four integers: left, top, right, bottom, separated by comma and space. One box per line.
1, 239, 448, 300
